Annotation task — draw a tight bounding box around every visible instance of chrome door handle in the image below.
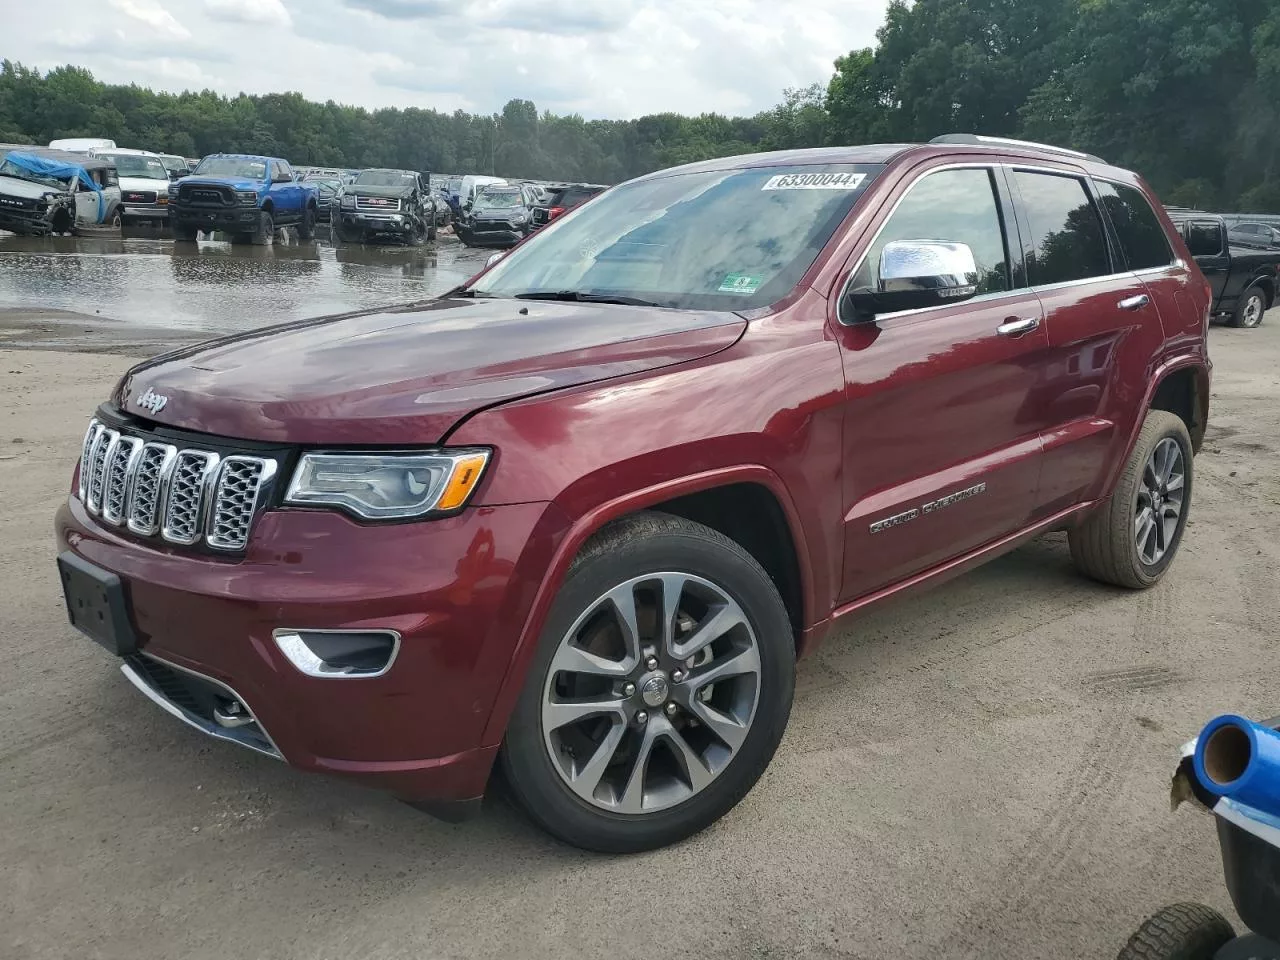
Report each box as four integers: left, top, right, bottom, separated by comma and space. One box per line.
996, 317, 1040, 337
1118, 294, 1151, 311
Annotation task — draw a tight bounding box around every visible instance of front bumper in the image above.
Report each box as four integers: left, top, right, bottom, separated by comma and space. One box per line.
56, 494, 568, 802
337, 211, 413, 234
122, 202, 169, 220
171, 204, 260, 229
0, 207, 52, 234
466, 225, 525, 247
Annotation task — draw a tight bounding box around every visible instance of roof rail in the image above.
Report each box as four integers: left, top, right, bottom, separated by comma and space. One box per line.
929, 134, 1105, 165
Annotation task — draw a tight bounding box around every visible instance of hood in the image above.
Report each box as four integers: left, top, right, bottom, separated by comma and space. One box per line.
116, 298, 746, 444
119, 175, 169, 192
183, 175, 262, 191
0, 175, 66, 200
348, 184, 413, 199
474, 203, 528, 218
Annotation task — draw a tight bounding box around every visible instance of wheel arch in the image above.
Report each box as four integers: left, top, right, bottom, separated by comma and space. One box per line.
478, 466, 815, 747
1247, 275, 1274, 308
1148, 362, 1209, 453
260, 199, 274, 213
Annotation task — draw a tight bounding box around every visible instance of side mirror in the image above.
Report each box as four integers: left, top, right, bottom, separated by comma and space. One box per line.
486, 252, 506, 268
845, 240, 979, 320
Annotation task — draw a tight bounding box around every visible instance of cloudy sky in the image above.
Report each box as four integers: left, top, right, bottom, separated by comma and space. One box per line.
9, 0, 890, 118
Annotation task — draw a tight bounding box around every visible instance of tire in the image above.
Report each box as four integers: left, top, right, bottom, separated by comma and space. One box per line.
298, 205, 315, 241
106, 208, 122, 230
1229, 287, 1266, 328
500, 511, 796, 853
427, 224, 437, 242
1070, 410, 1193, 589
333, 220, 355, 244
174, 224, 199, 242
1115, 903, 1234, 960
252, 210, 274, 245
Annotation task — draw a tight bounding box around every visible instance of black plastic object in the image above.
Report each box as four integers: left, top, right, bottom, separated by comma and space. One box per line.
58, 551, 137, 655
1216, 809, 1280, 943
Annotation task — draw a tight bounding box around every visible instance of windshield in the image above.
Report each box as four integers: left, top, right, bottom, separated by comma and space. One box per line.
102, 154, 167, 179
194, 156, 267, 179
159, 155, 186, 172
356, 170, 416, 187
0, 158, 71, 190
472, 164, 882, 310
477, 189, 522, 208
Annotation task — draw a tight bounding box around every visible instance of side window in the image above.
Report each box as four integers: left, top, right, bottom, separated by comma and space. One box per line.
851, 167, 1011, 295
1185, 220, 1224, 257
1094, 181, 1174, 271
1012, 171, 1112, 286
278, 161, 293, 181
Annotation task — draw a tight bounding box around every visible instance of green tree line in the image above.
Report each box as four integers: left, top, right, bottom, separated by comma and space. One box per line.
2, 0, 1277, 210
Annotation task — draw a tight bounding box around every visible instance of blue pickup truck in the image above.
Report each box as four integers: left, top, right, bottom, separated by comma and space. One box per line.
170, 154, 319, 244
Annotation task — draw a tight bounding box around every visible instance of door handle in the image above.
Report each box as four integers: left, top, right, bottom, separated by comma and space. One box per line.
1118, 294, 1151, 311
996, 317, 1040, 337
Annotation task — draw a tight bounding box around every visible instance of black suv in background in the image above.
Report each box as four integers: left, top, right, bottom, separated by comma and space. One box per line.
530, 182, 607, 229
457, 183, 541, 247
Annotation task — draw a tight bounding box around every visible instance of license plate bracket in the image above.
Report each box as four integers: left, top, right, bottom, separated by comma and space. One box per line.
57, 552, 138, 656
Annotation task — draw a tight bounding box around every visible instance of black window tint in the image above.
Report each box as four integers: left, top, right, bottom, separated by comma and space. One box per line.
1013, 172, 1112, 285
853, 168, 1010, 294
1094, 181, 1174, 271
1185, 221, 1224, 257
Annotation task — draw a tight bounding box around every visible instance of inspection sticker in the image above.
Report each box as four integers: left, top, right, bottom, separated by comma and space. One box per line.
718, 272, 764, 294
761, 172, 866, 191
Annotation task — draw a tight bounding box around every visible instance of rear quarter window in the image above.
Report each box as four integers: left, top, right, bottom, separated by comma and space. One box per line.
1094, 181, 1175, 271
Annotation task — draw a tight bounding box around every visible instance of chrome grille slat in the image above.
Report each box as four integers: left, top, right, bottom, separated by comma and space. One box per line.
207, 457, 278, 551
76, 422, 276, 552
127, 443, 177, 536
102, 436, 143, 525
355, 195, 401, 211
162, 450, 220, 546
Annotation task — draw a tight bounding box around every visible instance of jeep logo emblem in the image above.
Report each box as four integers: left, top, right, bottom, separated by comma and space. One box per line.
136, 387, 169, 415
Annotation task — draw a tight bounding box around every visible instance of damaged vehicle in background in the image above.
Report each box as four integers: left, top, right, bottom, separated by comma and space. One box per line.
0, 150, 122, 235
456, 183, 540, 247
530, 182, 607, 230
93, 149, 172, 225
333, 168, 445, 244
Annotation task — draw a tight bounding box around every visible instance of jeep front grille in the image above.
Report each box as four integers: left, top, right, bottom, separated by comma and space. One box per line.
79, 420, 277, 553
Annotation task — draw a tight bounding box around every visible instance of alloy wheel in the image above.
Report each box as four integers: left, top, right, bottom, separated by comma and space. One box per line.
1135, 437, 1186, 565
541, 572, 761, 815
1242, 294, 1264, 328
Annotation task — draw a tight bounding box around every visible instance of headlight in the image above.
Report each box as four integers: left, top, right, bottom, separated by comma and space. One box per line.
237, 190, 258, 205
511, 214, 528, 226
284, 450, 490, 520
341, 195, 356, 209
168, 185, 179, 198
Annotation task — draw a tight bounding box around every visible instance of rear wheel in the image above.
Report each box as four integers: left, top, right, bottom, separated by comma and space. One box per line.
298, 205, 315, 241
1230, 287, 1266, 328
1070, 410, 1193, 589
501, 512, 795, 853
1115, 903, 1234, 960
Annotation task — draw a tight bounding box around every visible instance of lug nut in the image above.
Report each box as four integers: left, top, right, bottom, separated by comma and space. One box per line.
645, 656, 659, 671
665, 702, 678, 717
671, 670, 685, 683
623, 682, 636, 697
635, 710, 649, 725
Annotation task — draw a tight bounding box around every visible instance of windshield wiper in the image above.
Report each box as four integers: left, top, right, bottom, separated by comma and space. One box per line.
513, 290, 664, 308
449, 287, 504, 299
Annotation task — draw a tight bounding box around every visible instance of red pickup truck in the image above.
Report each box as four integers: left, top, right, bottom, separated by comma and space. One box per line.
56, 135, 1211, 853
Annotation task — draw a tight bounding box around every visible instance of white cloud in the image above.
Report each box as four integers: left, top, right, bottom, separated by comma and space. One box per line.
205, 0, 292, 27
107, 0, 191, 38
12, 0, 889, 118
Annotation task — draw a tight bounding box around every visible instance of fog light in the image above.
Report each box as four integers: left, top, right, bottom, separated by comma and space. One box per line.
273, 629, 400, 678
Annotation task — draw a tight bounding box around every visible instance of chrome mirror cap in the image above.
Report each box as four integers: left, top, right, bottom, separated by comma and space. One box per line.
879, 239, 978, 298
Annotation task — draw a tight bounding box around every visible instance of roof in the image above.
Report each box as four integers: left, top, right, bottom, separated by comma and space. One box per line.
1, 151, 102, 190
204, 153, 286, 163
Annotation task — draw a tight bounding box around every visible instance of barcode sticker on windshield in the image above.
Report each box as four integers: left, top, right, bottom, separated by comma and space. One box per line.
762, 172, 866, 191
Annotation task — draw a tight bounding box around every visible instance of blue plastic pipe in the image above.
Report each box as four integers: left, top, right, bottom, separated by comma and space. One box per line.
1193, 714, 1280, 819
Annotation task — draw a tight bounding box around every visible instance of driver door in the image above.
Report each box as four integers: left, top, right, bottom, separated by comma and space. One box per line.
831, 164, 1052, 603
73, 175, 101, 225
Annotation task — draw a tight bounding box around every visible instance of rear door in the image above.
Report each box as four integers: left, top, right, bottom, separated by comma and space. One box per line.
831, 163, 1051, 602
1006, 168, 1167, 517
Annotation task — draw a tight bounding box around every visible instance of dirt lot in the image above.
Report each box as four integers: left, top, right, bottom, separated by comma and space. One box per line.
2, 314, 1278, 960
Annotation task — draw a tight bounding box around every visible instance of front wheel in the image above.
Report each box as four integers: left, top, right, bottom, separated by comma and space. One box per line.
1115, 903, 1234, 960
1230, 288, 1266, 328
501, 512, 795, 853
252, 210, 274, 245
1070, 410, 1193, 589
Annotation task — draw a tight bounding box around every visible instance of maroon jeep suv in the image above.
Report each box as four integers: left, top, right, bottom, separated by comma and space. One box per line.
56, 135, 1211, 853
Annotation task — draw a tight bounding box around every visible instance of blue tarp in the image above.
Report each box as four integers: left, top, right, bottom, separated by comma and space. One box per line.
3, 151, 98, 192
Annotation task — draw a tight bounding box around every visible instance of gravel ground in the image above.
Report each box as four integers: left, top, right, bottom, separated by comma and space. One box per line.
1, 312, 1278, 960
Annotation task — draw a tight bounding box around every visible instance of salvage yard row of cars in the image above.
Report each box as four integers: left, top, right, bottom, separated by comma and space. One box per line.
0, 137, 605, 249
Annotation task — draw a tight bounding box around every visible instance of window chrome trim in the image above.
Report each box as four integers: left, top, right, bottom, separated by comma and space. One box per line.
836, 161, 1020, 325
869, 287, 1032, 323
1024, 271, 1141, 295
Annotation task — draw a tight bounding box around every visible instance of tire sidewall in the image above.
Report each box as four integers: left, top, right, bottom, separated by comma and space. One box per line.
1124, 416, 1194, 584
1240, 290, 1265, 328
502, 526, 795, 852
